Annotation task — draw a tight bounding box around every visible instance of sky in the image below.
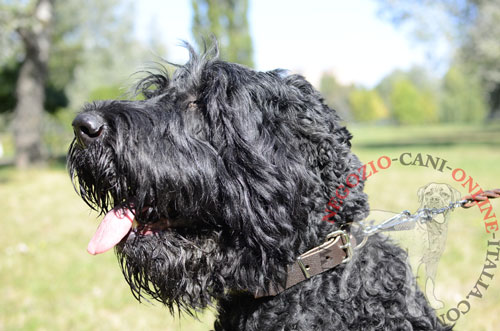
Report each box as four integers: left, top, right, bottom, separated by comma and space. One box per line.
134, 0, 433, 88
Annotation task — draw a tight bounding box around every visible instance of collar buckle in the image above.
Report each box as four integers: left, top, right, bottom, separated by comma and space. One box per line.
326, 230, 353, 263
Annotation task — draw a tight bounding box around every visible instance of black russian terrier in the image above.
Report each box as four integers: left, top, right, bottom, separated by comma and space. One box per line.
68, 45, 451, 330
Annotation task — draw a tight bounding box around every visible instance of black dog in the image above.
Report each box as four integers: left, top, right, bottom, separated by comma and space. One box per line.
68, 44, 451, 330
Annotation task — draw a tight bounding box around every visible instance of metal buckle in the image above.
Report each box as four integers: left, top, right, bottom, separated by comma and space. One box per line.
326, 230, 353, 263
294, 230, 354, 281
296, 256, 310, 279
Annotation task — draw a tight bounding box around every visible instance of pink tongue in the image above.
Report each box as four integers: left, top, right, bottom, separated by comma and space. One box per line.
87, 207, 135, 255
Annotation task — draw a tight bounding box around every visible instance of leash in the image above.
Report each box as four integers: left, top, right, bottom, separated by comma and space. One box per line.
358, 189, 500, 241
254, 189, 500, 299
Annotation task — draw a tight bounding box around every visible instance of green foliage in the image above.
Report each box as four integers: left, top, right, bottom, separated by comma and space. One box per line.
48, 0, 86, 91
56, 0, 153, 108
0, 61, 18, 114
191, 0, 254, 67
375, 0, 500, 119
376, 69, 405, 110
0, 61, 68, 114
390, 78, 438, 125
375, 68, 440, 125
0, 0, 164, 161
348, 89, 389, 122
319, 72, 353, 120
43, 108, 75, 157
89, 85, 126, 101
460, 1, 500, 117
440, 66, 487, 123
377, 66, 438, 108
0, 0, 140, 117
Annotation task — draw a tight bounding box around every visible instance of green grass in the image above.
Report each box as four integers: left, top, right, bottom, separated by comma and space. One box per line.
0, 169, 215, 331
351, 123, 500, 331
1, 124, 499, 330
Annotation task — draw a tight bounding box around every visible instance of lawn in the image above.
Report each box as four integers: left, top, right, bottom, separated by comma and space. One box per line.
1, 123, 499, 330
0, 167, 216, 331
351, 123, 500, 331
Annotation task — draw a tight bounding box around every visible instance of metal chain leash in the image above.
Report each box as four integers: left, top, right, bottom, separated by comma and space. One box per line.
358, 189, 500, 237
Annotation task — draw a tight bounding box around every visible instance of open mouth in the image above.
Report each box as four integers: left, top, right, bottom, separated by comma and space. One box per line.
87, 204, 184, 255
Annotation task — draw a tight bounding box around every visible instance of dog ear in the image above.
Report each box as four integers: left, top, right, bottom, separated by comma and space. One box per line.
417, 184, 428, 203
447, 184, 462, 202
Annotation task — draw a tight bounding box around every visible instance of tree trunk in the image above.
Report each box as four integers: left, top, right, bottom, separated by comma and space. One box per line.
488, 83, 500, 120
13, 0, 53, 168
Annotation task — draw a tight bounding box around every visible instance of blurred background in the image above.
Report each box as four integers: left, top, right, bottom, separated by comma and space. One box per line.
0, 0, 499, 330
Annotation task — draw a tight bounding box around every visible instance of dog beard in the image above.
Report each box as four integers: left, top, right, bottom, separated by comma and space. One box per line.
116, 228, 226, 312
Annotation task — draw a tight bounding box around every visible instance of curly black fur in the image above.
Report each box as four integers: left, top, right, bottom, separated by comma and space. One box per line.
68, 44, 452, 330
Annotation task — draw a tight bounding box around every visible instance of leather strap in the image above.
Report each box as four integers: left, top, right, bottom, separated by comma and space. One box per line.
254, 230, 356, 298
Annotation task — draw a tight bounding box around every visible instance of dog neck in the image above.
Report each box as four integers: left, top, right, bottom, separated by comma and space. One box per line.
253, 229, 356, 298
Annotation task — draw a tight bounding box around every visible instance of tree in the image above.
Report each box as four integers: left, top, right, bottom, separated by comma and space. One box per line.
440, 65, 487, 123
0, 61, 21, 114
1, 0, 84, 167
376, 67, 442, 124
460, 1, 500, 119
377, 66, 438, 108
6, 0, 54, 168
319, 72, 353, 121
0, 61, 68, 115
376, 0, 500, 119
1, 0, 157, 167
62, 0, 153, 108
348, 89, 389, 122
191, 0, 254, 67
390, 78, 438, 125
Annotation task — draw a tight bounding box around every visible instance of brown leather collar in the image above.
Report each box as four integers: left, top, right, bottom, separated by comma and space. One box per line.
254, 229, 356, 298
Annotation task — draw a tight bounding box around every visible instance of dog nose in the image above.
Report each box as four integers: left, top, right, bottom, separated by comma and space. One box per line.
430, 196, 441, 204
72, 112, 105, 147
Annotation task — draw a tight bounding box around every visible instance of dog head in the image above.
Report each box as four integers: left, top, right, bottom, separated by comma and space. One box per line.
67, 45, 368, 312
417, 183, 461, 210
